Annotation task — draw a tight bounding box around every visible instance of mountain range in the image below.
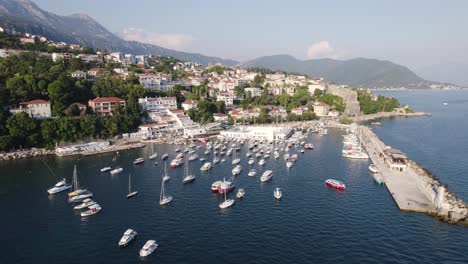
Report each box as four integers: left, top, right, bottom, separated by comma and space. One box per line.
0, 0, 237, 66
0, 0, 456, 88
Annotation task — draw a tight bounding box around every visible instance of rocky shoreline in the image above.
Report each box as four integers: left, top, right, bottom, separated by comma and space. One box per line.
0, 148, 54, 161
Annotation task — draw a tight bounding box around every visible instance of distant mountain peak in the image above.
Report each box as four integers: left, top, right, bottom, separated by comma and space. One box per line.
0, 0, 237, 66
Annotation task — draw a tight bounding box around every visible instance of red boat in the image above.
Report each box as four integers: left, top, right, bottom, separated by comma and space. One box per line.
325, 179, 346, 190
170, 158, 183, 168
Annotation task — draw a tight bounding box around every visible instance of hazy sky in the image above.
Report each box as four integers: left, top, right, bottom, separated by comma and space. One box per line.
34, 0, 468, 72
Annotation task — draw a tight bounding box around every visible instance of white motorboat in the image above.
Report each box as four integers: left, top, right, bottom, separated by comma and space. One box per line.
248, 169, 256, 177
126, 173, 138, 198
175, 148, 181, 152
343, 151, 369, 159
204, 149, 210, 155
200, 162, 212, 172
368, 164, 379, 173
284, 153, 290, 161
286, 161, 293, 168
213, 157, 220, 164
232, 165, 242, 176
200, 157, 206, 162
248, 158, 255, 165
258, 159, 266, 166
118, 229, 137, 247
236, 188, 245, 199
69, 190, 93, 203
221, 158, 226, 162
374, 173, 384, 184
291, 154, 298, 162
47, 178, 72, 194
139, 240, 158, 257
170, 158, 183, 168
255, 153, 262, 158
100, 167, 112, 172
81, 204, 101, 217
161, 153, 169, 160
246, 152, 252, 158
182, 155, 195, 183
274, 187, 282, 200
260, 170, 273, 182
133, 158, 145, 165
110, 167, 123, 175
73, 198, 96, 210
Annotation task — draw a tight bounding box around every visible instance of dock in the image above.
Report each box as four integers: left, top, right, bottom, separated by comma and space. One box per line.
359, 125, 436, 212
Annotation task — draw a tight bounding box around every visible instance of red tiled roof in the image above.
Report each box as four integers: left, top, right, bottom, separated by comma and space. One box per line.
214, 113, 227, 117
88, 68, 105, 72
314, 102, 329, 107
89, 97, 125, 103
20, 99, 49, 105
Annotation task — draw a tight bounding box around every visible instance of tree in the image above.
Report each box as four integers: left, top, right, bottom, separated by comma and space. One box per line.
6, 112, 39, 147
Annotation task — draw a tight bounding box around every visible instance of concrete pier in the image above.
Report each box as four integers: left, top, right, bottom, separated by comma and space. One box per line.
359, 125, 468, 225
359, 126, 436, 213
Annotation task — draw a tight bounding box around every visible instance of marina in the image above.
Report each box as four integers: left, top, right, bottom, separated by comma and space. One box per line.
2, 91, 468, 263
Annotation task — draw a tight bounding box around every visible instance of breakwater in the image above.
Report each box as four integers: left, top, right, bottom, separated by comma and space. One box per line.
359, 125, 468, 225
0, 148, 54, 161
353, 111, 431, 122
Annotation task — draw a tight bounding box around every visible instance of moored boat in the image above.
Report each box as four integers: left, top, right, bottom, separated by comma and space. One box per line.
232, 164, 242, 176
73, 198, 96, 210
100, 167, 112, 172
118, 229, 137, 247
260, 170, 273, 182
325, 179, 346, 190
236, 188, 245, 199
133, 158, 145, 165
248, 169, 256, 177
81, 203, 101, 217
200, 162, 212, 172
47, 178, 72, 194
274, 187, 282, 200
110, 167, 123, 175
368, 164, 379, 173
139, 240, 158, 257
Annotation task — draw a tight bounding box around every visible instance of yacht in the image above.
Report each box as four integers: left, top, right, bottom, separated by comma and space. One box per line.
368, 164, 379, 173
255, 153, 262, 158
161, 153, 169, 160
284, 153, 290, 161
274, 188, 282, 200
118, 229, 137, 247
343, 151, 369, 159
110, 167, 123, 175
304, 144, 314, 150
80, 204, 101, 217
246, 152, 252, 158
139, 240, 158, 257
133, 158, 145, 165
260, 170, 273, 182
286, 161, 293, 168
221, 158, 226, 162
273, 151, 280, 159
73, 198, 96, 210
232, 165, 242, 176
248, 169, 256, 177
219, 179, 235, 194
248, 158, 255, 165
236, 188, 245, 199
213, 157, 220, 164
200, 162, 212, 172
175, 148, 181, 152
47, 178, 72, 194
211, 180, 222, 193
325, 179, 346, 190
170, 158, 183, 168
258, 159, 266, 166
100, 167, 112, 172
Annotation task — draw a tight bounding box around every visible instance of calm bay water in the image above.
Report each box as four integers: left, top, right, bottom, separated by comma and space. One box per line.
1, 90, 468, 263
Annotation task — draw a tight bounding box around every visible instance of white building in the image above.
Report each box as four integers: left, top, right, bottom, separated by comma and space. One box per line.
313, 102, 330, 117
216, 92, 237, 105
308, 83, 326, 94
138, 97, 177, 112
71, 70, 87, 79
244, 87, 263, 97
138, 74, 161, 90
10, 99, 52, 119
220, 126, 293, 141
181, 99, 199, 111
213, 113, 228, 122
291, 106, 309, 116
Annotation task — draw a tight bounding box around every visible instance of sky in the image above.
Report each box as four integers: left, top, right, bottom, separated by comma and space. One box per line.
34, 0, 468, 83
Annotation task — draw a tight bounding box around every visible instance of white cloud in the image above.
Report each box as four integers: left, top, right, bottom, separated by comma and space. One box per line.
306, 41, 341, 59
120, 27, 193, 50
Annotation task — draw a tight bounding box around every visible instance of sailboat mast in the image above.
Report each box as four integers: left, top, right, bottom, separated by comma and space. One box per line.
128, 174, 131, 194
73, 165, 78, 191
160, 177, 164, 201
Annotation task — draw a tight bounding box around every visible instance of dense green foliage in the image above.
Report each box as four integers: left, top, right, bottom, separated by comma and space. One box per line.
357, 90, 400, 114
187, 100, 226, 124
339, 117, 353, 124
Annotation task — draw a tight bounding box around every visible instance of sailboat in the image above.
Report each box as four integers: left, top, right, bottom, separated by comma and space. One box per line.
162, 160, 170, 182
126, 173, 138, 198
232, 149, 240, 165
219, 186, 235, 209
182, 154, 195, 183
149, 144, 158, 160
159, 173, 173, 206
68, 165, 92, 203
